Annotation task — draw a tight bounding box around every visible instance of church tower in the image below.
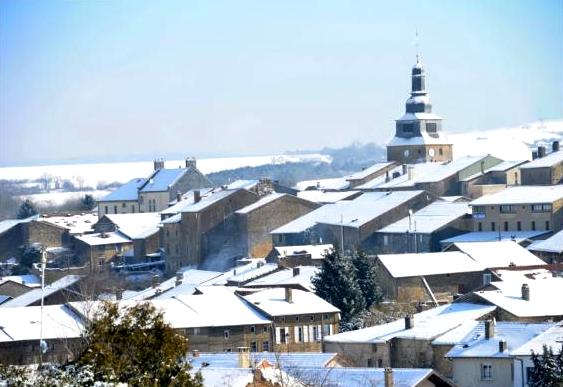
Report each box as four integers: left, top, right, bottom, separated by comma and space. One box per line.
386, 57, 453, 164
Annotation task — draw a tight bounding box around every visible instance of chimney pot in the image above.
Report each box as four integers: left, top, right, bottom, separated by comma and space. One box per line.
175, 271, 183, 286
153, 158, 165, 171
407, 166, 415, 180
176, 191, 182, 202
553, 141, 560, 152
485, 320, 495, 339
499, 340, 507, 353
384, 367, 394, 387
538, 146, 547, 158
402, 164, 408, 175
522, 283, 530, 301
532, 151, 538, 160
185, 156, 197, 169
285, 288, 293, 303
293, 267, 300, 277
193, 190, 201, 203
405, 314, 414, 330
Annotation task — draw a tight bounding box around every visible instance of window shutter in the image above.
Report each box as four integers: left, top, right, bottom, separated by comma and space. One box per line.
275, 327, 281, 344
304, 325, 309, 342
294, 326, 299, 343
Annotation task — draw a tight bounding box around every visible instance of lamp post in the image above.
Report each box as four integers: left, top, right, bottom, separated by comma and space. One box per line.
38, 247, 47, 368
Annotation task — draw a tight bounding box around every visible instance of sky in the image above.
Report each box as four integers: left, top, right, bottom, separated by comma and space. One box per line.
0, 0, 561, 167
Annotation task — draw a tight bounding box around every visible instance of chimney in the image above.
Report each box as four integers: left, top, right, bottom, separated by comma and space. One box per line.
151, 274, 160, 289
176, 191, 182, 202
238, 347, 250, 368
485, 320, 495, 339
402, 164, 408, 175
532, 151, 538, 160
538, 146, 546, 158
499, 340, 507, 353
153, 158, 165, 171
285, 288, 293, 303
193, 190, 201, 203
385, 170, 390, 182
185, 156, 197, 169
522, 283, 530, 301
553, 141, 560, 152
293, 267, 300, 277
480, 161, 485, 175
407, 166, 415, 180
192, 350, 200, 358
404, 314, 414, 329
175, 271, 183, 287
384, 367, 394, 387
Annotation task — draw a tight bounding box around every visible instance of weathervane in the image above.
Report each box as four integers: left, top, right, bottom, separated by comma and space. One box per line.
414, 30, 420, 63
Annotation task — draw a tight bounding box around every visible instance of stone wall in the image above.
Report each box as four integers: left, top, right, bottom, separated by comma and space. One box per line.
272, 312, 339, 352
25, 220, 70, 248
98, 200, 138, 218
323, 341, 390, 367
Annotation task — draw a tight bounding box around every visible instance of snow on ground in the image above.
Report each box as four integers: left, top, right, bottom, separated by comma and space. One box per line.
18, 190, 110, 207
0, 153, 331, 189
449, 119, 563, 161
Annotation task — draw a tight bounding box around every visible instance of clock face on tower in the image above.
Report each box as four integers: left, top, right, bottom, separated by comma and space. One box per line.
428, 148, 435, 157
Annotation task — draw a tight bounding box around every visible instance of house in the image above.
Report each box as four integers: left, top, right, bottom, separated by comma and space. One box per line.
440, 230, 551, 249
371, 200, 472, 254
74, 231, 132, 271
97, 177, 146, 218
469, 185, 563, 233
161, 188, 259, 272
243, 288, 340, 352
446, 321, 554, 387
242, 266, 319, 292
0, 304, 85, 365
376, 251, 486, 303
375, 155, 504, 197
235, 193, 320, 258
0, 275, 83, 307
527, 229, 563, 264
272, 190, 434, 251
386, 57, 453, 164
445, 241, 547, 268
0, 215, 37, 260
520, 144, 563, 185
266, 244, 333, 267
24, 213, 98, 249
0, 274, 40, 299
323, 303, 495, 370
460, 160, 526, 199
457, 269, 563, 322
344, 162, 399, 188
296, 190, 363, 204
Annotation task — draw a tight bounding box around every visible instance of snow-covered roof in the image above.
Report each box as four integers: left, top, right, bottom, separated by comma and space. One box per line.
486, 160, 527, 172
520, 150, 563, 169
225, 179, 259, 190
37, 213, 98, 235
440, 230, 550, 245
471, 275, 563, 317
0, 215, 37, 235
226, 263, 279, 284
1, 275, 82, 308
162, 188, 214, 213
396, 112, 443, 122
243, 288, 340, 317
512, 323, 563, 356
527, 230, 563, 254
452, 241, 546, 268
0, 304, 84, 342
244, 266, 320, 291
355, 165, 405, 190
139, 168, 188, 193
182, 189, 244, 213
377, 201, 470, 234
188, 352, 340, 370
446, 321, 553, 359
345, 162, 395, 181
0, 274, 40, 288
100, 178, 145, 201
235, 193, 286, 215
274, 244, 333, 260
271, 191, 425, 233
378, 251, 483, 278
75, 231, 132, 246
296, 190, 361, 203
161, 213, 181, 224
324, 303, 495, 344
103, 213, 161, 239
470, 185, 563, 205
294, 177, 350, 191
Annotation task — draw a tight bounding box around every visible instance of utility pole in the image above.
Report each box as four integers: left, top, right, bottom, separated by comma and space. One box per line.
39, 247, 47, 368
340, 214, 344, 255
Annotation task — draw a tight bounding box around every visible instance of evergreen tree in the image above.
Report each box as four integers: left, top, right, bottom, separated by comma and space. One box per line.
312, 248, 366, 323
17, 199, 37, 219
81, 194, 96, 211
528, 344, 563, 387
351, 249, 383, 308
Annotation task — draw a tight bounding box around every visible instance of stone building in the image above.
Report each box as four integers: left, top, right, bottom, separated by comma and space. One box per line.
97, 178, 146, 218
520, 144, 563, 185
0, 216, 35, 260
469, 185, 563, 233
387, 57, 453, 165
344, 162, 399, 189
235, 193, 320, 258
527, 229, 563, 264
0, 275, 83, 307
460, 160, 525, 199
23, 213, 98, 250
244, 288, 340, 353
74, 231, 132, 271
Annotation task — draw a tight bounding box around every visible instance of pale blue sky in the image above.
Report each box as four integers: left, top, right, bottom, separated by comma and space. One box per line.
0, 0, 561, 166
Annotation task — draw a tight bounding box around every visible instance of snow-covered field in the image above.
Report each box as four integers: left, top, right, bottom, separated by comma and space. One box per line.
0, 153, 331, 188
19, 190, 111, 207
449, 119, 563, 161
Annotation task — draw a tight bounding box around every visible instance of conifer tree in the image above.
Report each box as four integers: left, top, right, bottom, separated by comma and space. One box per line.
81, 194, 96, 211
17, 199, 37, 219
528, 344, 563, 387
351, 249, 382, 308
312, 248, 366, 323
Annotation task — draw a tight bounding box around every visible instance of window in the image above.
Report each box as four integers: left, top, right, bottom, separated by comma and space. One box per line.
478, 222, 482, 232
263, 326, 269, 333
224, 330, 230, 339
131, 205, 135, 213
105, 206, 108, 214
114, 205, 118, 214
483, 273, 492, 285
262, 341, 270, 351
371, 344, 378, 353
193, 327, 200, 335
426, 122, 437, 133
250, 341, 257, 352
322, 324, 331, 336
402, 123, 414, 133
526, 367, 534, 384
504, 222, 509, 231
532, 204, 552, 213
297, 327, 304, 343
122, 202, 126, 208
531, 221, 536, 231
223, 348, 232, 353
439, 148, 443, 156
546, 221, 550, 230
481, 364, 493, 380
383, 235, 389, 246
250, 326, 256, 334
517, 221, 522, 231
280, 328, 286, 344
473, 206, 486, 214
491, 222, 496, 231
500, 205, 516, 213
378, 359, 383, 367
295, 316, 300, 322
313, 326, 319, 342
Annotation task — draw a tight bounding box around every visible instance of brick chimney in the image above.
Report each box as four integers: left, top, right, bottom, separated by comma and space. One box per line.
405, 314, 414, 329
485, 320, 495, 339
522, 283, 530, 301
285, 288, 293, 303
384, 367, 394, 387
154, 158, 165, 171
